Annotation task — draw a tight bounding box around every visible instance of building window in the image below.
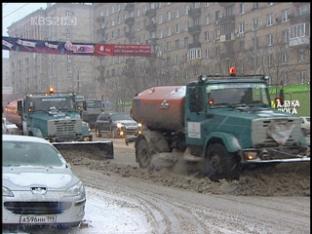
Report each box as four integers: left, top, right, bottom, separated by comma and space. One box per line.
298, 48, 305, 62
175, 39, 180, 49
267, 54, 273, 67
175, 23, 179, 33
282, 9, 288, 22
167, 11, 171, 21
252, 18, 258, 30
184, 37, 189, 48
205, 48, 208, 58
239, 22, 244, 34
160, 30, 163, 39
186, 6, 190, 16
137, 9, 140, 17
299, 4, 310, 16
267, 33, 273, 46
299, 71, 306, 84
188, 48, 201, 60
240, 3, 245, 14
226, 6, 234, 16
176, 9, 180, 18
159, 15, 163, 24
206, 15, 210, 24
252, 3, 259, 10
240, 40, 245, 50
267, 14, 273, 26
252, 37, 259, 49
204, 31, 209, 41
194, 2, 200, 8
289, 23, 306, 39
215, 11, 220, 21
282, 30, 289, 43
280, 51, 288, 64
168, 27, 171, 36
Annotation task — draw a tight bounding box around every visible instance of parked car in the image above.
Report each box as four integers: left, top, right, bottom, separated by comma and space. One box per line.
300, 116, 310, 136
2, 134, 86, 229
95, 112, 141, 138
2, 117, 20, 135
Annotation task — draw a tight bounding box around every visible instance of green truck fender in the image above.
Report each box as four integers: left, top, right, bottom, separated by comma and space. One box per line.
204, 132, 241, 153
31, 127, 43, 138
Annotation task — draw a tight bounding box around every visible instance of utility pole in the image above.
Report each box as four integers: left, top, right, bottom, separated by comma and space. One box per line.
77, 69, 80, 94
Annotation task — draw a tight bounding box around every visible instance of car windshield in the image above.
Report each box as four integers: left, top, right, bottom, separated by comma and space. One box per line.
111, 113, 133, 121
206, 83, 270, 107
3, 141, 64, 167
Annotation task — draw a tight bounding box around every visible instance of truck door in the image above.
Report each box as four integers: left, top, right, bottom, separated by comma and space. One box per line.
185, 84, 206, 146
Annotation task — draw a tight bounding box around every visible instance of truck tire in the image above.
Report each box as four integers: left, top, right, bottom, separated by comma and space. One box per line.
135, 137, 152, 168
203, 143, 240, 181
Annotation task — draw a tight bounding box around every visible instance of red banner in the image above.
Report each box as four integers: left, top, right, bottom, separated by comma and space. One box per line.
94, 44, 152, 56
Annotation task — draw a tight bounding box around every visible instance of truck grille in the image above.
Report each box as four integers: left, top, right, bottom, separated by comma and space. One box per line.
252, 118, 302, 147
50, 120, 82, 138
4, 202, 71, 215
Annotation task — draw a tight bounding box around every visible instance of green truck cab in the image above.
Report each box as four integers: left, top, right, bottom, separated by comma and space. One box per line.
131, 72, 310, 180
17, 93, 92, 142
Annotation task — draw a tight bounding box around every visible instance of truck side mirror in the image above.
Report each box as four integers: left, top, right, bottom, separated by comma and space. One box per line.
83, 101, 87, 111
17, 100, 23, 115
279, 89, 284, 106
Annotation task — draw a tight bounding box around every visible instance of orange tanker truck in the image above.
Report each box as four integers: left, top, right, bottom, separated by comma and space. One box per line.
127, 72, 310, 181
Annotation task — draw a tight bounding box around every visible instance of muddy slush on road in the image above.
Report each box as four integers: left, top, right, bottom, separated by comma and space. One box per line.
62, 139, 310, 197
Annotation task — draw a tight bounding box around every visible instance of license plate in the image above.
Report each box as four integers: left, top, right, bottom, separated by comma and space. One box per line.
20, 215, 57, 224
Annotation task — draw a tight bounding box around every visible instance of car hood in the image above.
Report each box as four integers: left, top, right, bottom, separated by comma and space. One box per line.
3, 166, 79, 191
113, 120, 138, 126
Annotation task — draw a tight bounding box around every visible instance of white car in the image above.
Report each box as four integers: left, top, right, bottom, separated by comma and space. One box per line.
2, 134, 86, 229
300, 116, 310, 136
2, 117, 20, 135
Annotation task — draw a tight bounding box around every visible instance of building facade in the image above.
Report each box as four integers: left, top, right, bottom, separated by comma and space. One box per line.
7, 3, 95, 98
7, 3, 310, 107
93, 2, 310, 109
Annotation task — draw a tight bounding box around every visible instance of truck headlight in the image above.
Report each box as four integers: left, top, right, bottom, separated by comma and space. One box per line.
244, 151, 258, 161
116, 123, 123, 128
65, 182, 85, 197
3, 186, 14, 197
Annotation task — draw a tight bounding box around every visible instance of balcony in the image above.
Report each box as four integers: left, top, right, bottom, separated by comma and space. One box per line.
188, 8, 201, 18
289, 13, 310, 24
145, 8, 156, 18
219, 2, 235, 8
289, 36, 310, 47
188, 25, 201, 35
145, 22, 157, 32
125, 17, 135, 27
124, 3, 135, 12
218, 15, 235, 24
188, 41, 201, 49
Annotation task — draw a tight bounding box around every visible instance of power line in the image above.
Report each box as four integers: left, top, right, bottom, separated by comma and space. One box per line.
4, 3, 30, 19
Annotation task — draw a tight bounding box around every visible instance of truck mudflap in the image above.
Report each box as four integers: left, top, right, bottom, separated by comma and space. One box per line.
52, 140, 114, 159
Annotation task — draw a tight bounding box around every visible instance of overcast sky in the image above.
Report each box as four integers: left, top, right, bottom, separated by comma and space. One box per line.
2, 3, 48, 58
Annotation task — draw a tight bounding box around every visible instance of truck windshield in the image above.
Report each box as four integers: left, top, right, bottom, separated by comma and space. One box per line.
28, 97, 74, 111
206, 83, 270, 107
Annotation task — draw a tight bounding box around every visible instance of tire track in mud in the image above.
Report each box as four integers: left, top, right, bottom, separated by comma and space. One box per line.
76, 167, 210, 234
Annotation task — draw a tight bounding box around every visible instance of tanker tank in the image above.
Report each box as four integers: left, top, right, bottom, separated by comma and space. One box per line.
131, 86, 186, 131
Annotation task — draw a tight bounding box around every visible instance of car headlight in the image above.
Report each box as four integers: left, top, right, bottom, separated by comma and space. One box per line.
3, 186, 14, 197
138, 123, 142, 127
116, 122, 123, 128
65, 182, 85, 197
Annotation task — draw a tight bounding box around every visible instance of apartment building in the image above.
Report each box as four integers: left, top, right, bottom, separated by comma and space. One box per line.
7, 3, 95, 97
94, 2, 310, 103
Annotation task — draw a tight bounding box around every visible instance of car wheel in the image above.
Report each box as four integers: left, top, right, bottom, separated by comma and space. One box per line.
202, 143, 240, 181
135, 137, 152, 168
95, 128, 101, 137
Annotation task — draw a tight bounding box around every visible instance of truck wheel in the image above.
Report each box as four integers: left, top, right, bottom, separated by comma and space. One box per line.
95, 128, 101, 137
135, 137, 152, 168
203, 143, 240, 181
